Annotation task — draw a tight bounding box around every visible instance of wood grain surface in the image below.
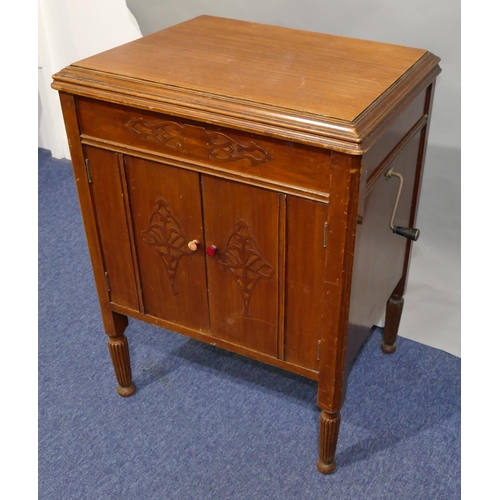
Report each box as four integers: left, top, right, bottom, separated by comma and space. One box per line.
72, 15, 426, 121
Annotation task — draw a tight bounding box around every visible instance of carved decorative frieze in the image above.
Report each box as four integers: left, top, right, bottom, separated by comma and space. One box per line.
141, 199, 192, 295
217, 220, 274, 316
126, 117, 273, 166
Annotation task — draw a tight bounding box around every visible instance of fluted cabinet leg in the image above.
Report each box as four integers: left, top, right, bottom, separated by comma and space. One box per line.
108, 335, 136, 397
317, 410, 341, 474
381, 294, 404, 354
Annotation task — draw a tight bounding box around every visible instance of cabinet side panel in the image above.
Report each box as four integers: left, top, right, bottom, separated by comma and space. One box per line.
345, 132, 422, 367
362, 88, 427, 179
124, 156, 210, 331
84, 146, 139, 311
202, 177, 279, 357
285, 197, 328, 371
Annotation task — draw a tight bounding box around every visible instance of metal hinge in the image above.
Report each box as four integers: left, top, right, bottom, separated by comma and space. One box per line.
317, 340, 321, 360
323, 222, 328, 248
104, 272, 111, 292
85, 158, 92, 183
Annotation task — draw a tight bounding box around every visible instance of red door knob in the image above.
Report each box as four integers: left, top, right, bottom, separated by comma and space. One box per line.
206, 245, 217, 257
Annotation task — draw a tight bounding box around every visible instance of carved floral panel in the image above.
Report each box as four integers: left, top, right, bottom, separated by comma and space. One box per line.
126, 117, 273, 166
216, 219, 274, 316
141, 198, 192, 295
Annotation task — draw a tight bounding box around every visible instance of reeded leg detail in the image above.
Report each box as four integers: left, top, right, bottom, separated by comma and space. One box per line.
381, 294, 404, 354
317, 410, 341, 474
108, 335, 136, 397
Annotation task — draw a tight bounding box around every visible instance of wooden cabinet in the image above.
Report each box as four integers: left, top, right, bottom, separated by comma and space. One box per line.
52, 15, 441, 473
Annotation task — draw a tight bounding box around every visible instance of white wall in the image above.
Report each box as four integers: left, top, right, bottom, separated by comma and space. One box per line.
38, 0, 142, 158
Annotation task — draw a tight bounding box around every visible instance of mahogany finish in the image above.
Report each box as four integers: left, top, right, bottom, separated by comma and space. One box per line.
52, 15, 441, 474
125, 156, 209, 329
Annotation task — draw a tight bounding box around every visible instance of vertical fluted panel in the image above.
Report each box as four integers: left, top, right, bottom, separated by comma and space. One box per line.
108, 335, 135, 396
317, 410, 340, 474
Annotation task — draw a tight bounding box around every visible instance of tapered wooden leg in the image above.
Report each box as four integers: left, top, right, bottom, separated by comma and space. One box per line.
381, 293, 404, 354
108, 335, 136, 397
317, 410, 341, 474
104, 311, 136, 397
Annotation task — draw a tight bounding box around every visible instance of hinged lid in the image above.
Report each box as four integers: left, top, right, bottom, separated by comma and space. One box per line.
52, 15, 440, 153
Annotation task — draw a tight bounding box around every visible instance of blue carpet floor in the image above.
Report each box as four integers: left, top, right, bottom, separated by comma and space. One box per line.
39, 148, 460, 499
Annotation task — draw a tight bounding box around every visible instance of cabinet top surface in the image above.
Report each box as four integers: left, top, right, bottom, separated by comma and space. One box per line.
70, 16, 426, 122
53, 16, 440, 152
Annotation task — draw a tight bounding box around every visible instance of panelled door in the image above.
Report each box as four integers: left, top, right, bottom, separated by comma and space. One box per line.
85, 148, 300, 361
124, 156, 210, 332
84, 146, 140, 311
201, 176, 280, 357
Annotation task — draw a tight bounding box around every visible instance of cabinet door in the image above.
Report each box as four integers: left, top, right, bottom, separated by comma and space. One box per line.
285, 197, 328, 371
124, 156, 209, 331
84, 146, 139, 311
202, 176, 279, 357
